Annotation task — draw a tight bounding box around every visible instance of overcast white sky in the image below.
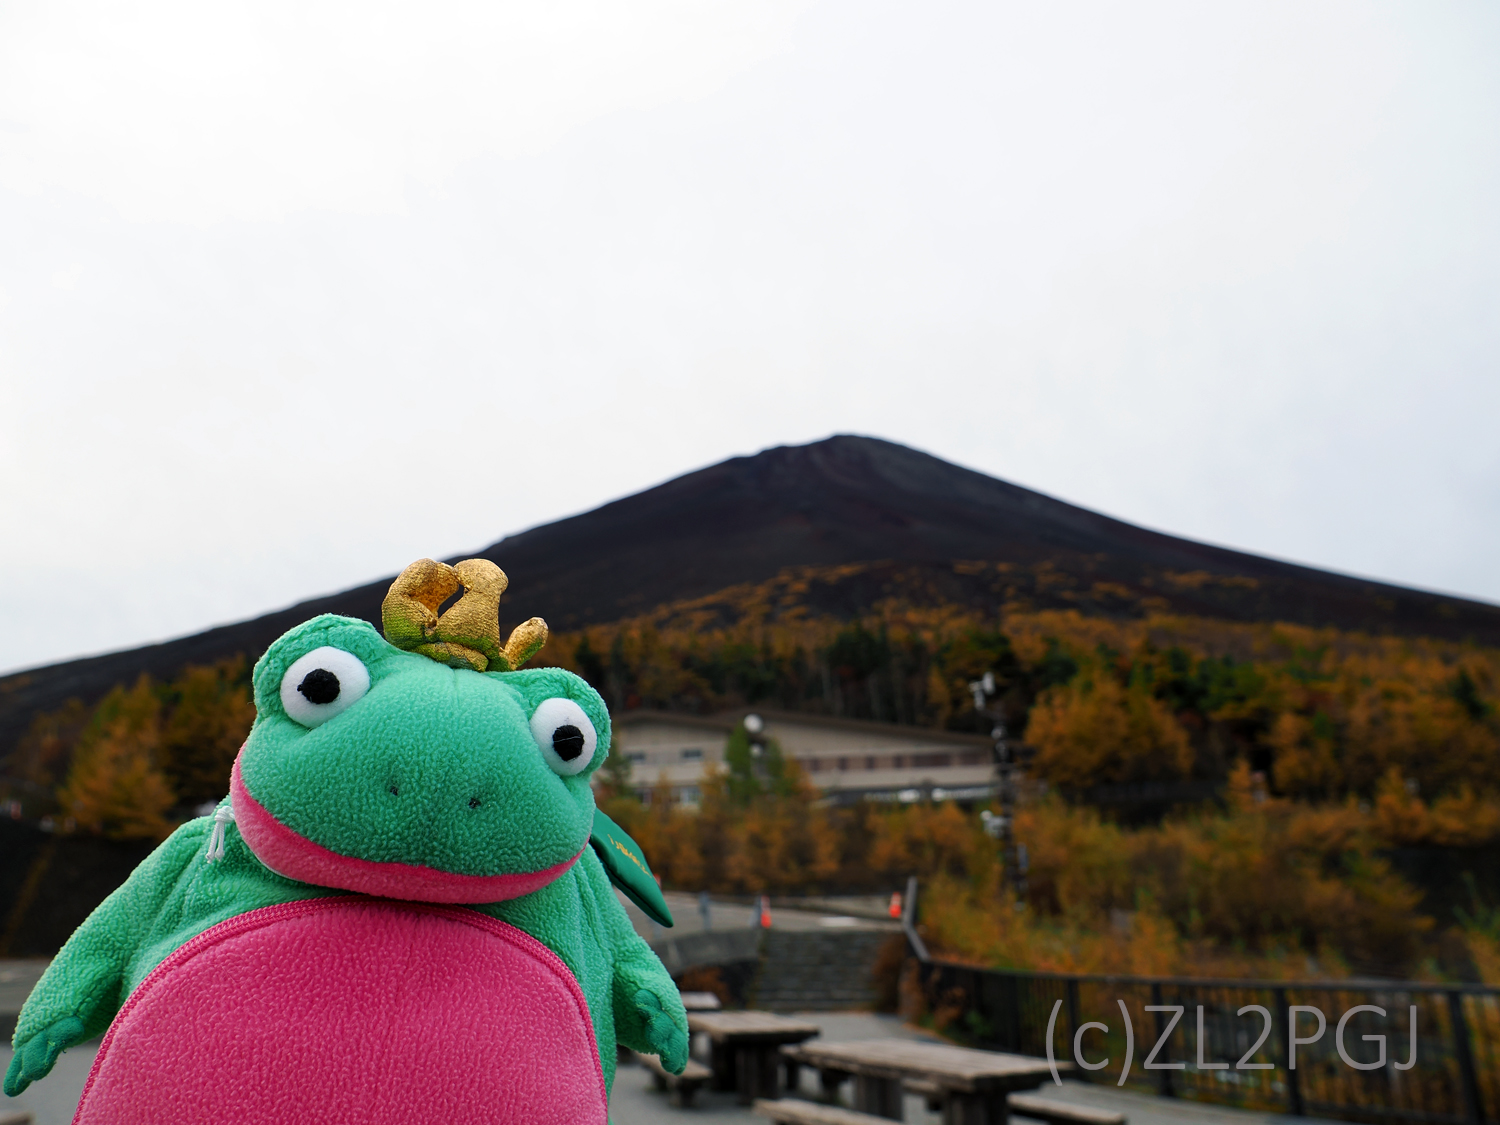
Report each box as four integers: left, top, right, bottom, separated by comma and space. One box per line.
2, 0, 1497, 675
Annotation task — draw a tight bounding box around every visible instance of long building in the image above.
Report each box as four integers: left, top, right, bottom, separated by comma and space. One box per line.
607, 709, 997, 806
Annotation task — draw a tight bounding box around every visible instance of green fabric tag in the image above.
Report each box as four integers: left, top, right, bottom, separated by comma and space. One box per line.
590, 809, 674, 928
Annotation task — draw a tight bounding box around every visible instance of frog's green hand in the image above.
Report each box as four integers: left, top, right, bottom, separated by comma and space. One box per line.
10, 815, 210, 1091
4, 1015, 84, 1096
633, 989, 689, 1074
612, 947, 689, 1073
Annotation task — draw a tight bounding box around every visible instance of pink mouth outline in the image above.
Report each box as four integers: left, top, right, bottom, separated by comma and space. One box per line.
229, 756, 582, 903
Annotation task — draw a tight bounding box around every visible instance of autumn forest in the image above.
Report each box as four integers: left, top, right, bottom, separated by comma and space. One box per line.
7, 556, 1498, 984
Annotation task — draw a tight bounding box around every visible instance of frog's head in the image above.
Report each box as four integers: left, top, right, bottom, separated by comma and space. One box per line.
229, 559, 607, 903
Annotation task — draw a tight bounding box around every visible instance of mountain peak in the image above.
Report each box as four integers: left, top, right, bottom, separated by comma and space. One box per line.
2, 435, 1496, 755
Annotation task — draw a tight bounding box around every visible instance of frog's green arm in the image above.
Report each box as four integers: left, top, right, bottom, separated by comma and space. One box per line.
611, 933, 690, 1074
580, 860, 689, 1074
6, 817, 210, 1093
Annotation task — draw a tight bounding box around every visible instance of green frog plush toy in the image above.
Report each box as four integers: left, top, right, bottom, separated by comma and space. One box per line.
5, 559, 687, 1125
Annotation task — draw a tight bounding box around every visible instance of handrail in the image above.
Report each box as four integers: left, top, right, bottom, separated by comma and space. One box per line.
900, 877, 1500, 995
900, 874, 929, 962
921, 956, 1500, 996
901, 877, 1500, 1125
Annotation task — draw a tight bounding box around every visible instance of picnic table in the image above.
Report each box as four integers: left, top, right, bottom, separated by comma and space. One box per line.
686, 1010, 822, 1103
781, 1038, 1067, 1125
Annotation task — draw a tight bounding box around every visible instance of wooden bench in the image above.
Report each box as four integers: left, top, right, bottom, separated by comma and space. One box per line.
753, 1097, 892, 1125
633, 1051, 714, 1107
902, 1075, 945, 1110
781, 1043, 850, 1103
1008, 1092, 1126, 1125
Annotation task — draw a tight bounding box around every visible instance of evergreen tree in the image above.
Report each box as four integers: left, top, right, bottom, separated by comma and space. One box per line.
723, 721, 796, 806
160, 658, 255, 806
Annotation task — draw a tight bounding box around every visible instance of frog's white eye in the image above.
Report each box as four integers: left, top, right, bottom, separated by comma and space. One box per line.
529, 698, 597, 776
280, 647, 371, 728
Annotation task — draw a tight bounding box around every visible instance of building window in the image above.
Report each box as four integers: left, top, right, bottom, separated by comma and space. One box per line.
681, 747, 703, 761
865, 756, 876, 771
838, 757, 848, 772
913, 753, 953, 768
627, 752, 646, 764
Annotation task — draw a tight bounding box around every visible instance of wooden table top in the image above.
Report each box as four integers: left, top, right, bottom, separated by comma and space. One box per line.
687, 1010, 823, 1042
783, 1038, 1064, 1093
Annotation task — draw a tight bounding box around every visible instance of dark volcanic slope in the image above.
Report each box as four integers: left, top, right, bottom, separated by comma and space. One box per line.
3, 436, 1497, 750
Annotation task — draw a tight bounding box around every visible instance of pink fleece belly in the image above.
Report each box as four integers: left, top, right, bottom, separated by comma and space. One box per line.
74, 897, 607, 1125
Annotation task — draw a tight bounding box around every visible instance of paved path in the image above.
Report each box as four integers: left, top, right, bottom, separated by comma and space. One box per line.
0, 1035, 98, 1125
0, 962, 48, 1020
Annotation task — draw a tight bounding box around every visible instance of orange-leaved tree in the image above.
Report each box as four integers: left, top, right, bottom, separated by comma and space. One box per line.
56, 676, 175, 841
1026, 663, 1193, 790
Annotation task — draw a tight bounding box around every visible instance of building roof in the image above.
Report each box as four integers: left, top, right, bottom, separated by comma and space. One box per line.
611, 707, 992, 749
611, 711, 737, 732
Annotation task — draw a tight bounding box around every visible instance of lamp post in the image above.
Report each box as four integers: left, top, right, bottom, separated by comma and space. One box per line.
970, 673, 1026, 908
744, 713, 772, 922
745, 712, 768, 786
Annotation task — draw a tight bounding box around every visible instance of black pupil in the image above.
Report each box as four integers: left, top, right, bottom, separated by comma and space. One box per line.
552, 724, 586, 762
298, 669, 341, 705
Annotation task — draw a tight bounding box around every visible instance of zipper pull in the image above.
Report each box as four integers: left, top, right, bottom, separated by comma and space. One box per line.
205, 803, 236, 863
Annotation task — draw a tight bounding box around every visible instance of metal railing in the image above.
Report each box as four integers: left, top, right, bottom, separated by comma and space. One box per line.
899, 884, 1499, 1123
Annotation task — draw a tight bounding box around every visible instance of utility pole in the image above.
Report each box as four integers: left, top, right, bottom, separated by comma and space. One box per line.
969, 672, 1027, 908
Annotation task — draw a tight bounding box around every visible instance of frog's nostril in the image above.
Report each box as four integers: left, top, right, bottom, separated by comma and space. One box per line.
388, 785, 399, 797
468, 797, 481, 809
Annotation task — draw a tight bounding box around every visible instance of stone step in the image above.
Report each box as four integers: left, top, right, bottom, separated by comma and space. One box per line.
750, 929, 896, 1011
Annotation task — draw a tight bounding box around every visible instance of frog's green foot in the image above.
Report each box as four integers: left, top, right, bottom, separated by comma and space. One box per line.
4, 1015, 85, 1096
633, 988, 689, 1074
